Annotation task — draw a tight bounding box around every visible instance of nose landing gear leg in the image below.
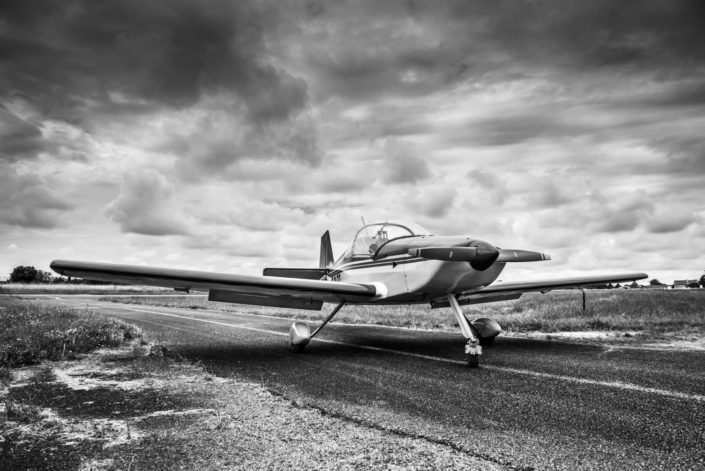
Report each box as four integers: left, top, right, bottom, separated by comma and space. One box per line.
289, 301, 346, 352
447, 294, 482, 367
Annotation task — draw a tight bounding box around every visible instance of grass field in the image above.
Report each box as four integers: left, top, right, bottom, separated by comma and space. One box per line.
0, 297, 142, 369
0, 283, 174, 295
98, 289, 705, 337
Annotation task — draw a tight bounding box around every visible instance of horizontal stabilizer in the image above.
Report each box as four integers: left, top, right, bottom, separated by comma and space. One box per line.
496, 249, 550, 263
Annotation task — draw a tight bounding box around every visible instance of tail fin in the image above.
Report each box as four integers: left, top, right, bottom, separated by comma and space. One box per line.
319, 231, 334, 268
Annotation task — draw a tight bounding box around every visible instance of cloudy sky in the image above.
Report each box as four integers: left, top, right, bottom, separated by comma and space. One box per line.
1, 0, 704, 283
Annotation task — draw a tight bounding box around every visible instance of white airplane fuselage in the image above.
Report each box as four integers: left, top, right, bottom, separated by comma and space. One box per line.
331, 256, 507, 304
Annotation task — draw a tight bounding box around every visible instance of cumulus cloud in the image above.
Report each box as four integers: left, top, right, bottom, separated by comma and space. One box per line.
104, 169, 190, 236
197, 198, 306, 232
0, 167, 74, 228
0, 105, 46, 161
646, 207, 694, 234
383, 138, 430, 183
405, 186, 457, 218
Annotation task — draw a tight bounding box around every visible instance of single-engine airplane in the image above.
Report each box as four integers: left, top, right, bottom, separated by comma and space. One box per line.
51, 220, 647, 367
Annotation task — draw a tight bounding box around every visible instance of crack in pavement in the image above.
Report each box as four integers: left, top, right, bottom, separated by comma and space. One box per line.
265, 387, 528, 471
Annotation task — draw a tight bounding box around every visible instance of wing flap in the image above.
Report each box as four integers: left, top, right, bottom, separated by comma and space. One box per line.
469, 272, 648, 295
208, 290, 324, 310
50, 260, 378, 303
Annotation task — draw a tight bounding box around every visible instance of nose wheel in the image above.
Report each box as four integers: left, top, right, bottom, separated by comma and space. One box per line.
465, 341, 481, 367
289, 301, 346, 352
448, 294, 482, 368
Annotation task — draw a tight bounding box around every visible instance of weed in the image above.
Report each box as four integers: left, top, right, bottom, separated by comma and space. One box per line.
0, 367, 12, 386
0, 300, 143, 368
7, 400, 42, 423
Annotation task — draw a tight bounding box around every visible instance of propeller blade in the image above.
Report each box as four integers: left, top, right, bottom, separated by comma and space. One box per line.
496, 249, 551, 263
408, 246, 478, 262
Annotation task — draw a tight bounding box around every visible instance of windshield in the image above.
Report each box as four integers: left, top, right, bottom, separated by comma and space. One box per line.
338, 221, 430, 263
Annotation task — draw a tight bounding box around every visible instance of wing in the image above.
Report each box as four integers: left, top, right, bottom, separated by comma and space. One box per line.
50, 260, 380, 310
468, 272, 648, 297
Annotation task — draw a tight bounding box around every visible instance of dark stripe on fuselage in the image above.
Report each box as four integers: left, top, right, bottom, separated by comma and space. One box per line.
330, 256, 427, 277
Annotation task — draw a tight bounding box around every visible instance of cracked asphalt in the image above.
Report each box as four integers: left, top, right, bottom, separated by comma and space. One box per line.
41, 296, 705, 469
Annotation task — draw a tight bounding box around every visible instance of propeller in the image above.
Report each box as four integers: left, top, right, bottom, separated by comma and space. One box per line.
409, 240, 501, 271
408, 242, 550, 270
496, 249, 551, 263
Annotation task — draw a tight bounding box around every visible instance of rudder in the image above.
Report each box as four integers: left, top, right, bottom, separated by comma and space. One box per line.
319, 230, 334, 268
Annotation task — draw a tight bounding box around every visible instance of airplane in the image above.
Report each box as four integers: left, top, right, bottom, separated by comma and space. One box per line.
50, 220, 647, 367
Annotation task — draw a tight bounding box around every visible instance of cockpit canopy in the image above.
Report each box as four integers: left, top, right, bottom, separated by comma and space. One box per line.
338, 220, 431, 263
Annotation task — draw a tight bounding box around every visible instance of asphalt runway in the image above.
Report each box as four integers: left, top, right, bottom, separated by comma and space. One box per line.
43, 297, 705, 469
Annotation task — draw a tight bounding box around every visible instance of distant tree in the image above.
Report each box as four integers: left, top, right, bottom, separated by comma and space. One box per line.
630, 281, 639, 288
36, 270, 53, 283
700, 274, 705, 289
9, 265, 39, 283
650, 278, 662, 286
9, 266, 54, 283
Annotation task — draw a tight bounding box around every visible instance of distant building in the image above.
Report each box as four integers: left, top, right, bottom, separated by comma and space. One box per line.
673, 280, 699, 289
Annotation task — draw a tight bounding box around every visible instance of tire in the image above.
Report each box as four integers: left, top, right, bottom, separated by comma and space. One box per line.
290, 344, 306, 353
479, 336, 495, 347
466, 353, 479, 368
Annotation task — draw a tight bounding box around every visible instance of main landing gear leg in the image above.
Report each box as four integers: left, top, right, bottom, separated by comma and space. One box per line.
447, 294, 482, 368
289, 302, 346, 352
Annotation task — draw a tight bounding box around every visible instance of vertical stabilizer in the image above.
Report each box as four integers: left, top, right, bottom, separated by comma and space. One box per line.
319, 231, 334, 268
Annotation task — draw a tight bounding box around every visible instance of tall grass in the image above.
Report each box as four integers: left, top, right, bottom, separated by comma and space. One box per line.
0, 298, 141, 368
99, 289, 705, 335
0, 283, 173, 294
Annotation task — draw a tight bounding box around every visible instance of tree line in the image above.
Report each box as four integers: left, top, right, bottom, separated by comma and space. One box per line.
5, 265, 114, 284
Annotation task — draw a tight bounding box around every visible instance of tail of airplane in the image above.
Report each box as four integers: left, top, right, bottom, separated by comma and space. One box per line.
263, 230, 334, 279
319, 230, 334, 268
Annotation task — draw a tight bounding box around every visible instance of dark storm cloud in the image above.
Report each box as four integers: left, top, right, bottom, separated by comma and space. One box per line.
0, 106, 45, 161
0, 0, 313, 168
298, 0, 705, 100
638, 81, 705, 108
1, 0, 306, 118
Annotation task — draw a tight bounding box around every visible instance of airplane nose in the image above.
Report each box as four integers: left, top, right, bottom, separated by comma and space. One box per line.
469, 240, 500, 271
